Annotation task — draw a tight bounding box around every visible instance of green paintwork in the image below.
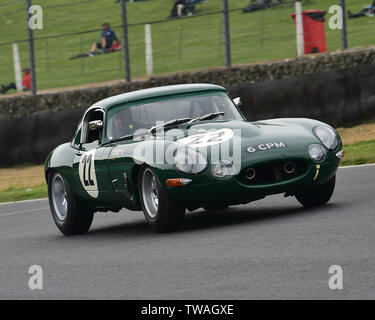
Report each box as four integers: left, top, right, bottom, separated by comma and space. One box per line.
45, 84, 342, 212
94, 84, 227, 111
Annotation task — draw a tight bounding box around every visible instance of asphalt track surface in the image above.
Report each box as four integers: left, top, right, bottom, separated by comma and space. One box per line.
0, 164, 374, 299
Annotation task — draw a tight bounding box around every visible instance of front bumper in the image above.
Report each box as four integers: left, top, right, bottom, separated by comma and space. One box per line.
161, 160, 340, 207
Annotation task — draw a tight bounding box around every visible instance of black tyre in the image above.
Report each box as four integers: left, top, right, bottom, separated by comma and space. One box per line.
48, 171, 93, 235
295, 174, 336, 208
139, 166, 185, 232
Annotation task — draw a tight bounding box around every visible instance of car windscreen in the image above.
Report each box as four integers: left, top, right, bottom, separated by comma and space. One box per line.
106, 92, 244, 140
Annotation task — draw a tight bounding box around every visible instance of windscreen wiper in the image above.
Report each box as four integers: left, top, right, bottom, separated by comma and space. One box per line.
188, 112, 225, 123
149, 117, 191, 134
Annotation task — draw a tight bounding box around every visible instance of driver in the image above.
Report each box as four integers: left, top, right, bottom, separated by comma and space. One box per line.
112, 111, 134, 139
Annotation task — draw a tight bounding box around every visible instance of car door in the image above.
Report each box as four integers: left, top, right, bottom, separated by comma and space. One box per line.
73, 141, 103, 199
72, 107, 107, 201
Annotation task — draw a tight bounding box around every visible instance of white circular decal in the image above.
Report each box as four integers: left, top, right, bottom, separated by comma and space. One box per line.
78, 149, 98, 198
178, 128, 234, 148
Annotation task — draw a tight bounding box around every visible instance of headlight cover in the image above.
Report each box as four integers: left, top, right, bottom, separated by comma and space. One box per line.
313, 125, 338, 150
211, 160, 235, 179
174, 147, 207, 174
308, 144, 326, 162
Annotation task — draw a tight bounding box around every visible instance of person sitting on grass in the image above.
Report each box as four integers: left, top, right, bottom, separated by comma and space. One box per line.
243, 0, 272, 13
1, 68, 31, 95
168, 0, 205, 18
348, 1, 375, 18
89, 23, 118, 55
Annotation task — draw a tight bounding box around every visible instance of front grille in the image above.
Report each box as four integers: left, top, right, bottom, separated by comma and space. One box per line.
239, 161, 308, 185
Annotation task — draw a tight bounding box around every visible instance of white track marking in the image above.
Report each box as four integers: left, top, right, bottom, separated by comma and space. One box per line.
0, 198, 47, 206
340, 163, 375, 169
0, 207, 49, 218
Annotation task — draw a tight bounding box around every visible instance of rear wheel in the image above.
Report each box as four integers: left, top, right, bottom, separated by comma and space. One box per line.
139, 166, 185, 232
48, 172, 93, 235
295, 175, 336, 207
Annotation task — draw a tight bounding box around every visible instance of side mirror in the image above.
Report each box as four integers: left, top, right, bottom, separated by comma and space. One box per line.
233, 97, 242, 106
89, 120, 103, 131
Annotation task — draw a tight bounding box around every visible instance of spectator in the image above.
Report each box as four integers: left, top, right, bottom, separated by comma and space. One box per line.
243, 0, 272, 13
168, 0, 205, 18
1, 68, 31, 95
168, 0, 186, 18
115, 0, 148, 3
185, 0, 206, 15
348, 1, 375, 18
90, 23, 118, 53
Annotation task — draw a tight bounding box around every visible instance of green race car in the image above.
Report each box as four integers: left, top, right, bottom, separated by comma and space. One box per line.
45, 84, 344, 234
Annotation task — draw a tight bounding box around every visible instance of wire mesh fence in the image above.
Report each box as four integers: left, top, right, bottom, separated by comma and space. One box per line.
0, 0, 374, 93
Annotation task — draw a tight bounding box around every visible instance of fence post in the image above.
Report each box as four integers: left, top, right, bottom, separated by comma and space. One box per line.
12, 43, 23, 92
145, 24, 153, 75
26, 0, 37, 95
120, 0, 131, 81
295, 1, 304, 56
222, 0, 231, 67
340, 0, 348, 50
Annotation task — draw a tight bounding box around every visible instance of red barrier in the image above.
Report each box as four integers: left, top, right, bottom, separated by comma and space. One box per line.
291, 10, 327, 54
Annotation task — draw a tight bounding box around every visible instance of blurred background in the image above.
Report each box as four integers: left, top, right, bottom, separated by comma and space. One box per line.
0, 0, 374, 91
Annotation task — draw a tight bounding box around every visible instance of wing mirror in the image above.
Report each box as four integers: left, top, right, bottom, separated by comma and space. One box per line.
233, 97, 242, 106
89, 120, 103, 131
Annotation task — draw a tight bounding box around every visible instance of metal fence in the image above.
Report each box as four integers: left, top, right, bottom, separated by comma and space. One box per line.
0, 0, 373, 94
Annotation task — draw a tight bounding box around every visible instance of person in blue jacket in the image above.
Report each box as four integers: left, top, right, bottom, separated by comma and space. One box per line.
90, 23, 118, 53
348, 1, 375, 18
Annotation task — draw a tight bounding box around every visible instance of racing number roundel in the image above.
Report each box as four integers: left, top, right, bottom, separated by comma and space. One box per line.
178, 128, 234, 148
78, 150, 98, 198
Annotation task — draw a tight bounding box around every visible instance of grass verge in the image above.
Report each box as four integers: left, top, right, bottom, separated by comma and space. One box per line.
340, 140, 375, 166
0, 184, 47, 203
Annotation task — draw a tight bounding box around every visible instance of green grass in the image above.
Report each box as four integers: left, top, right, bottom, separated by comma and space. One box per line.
0, 0, 374, 91
0, 184, 47, 203
341, 140, 375, 166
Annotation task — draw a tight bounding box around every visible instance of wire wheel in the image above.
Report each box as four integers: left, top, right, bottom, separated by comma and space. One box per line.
51, 173, 68, 221
141, 168, 159, 218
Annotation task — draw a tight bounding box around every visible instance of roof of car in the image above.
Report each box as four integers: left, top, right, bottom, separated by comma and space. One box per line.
92, 83, 227, 110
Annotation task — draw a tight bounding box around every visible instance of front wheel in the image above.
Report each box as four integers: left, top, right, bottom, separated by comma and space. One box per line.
139, 167, 185, 232
48, 172, 93, 235
295, 175, 336, 208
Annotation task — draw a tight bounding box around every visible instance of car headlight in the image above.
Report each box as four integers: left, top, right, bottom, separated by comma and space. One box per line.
308, 144, 326, 162
211, 160, 235, 178
174, 147, 207, 174
313, 125, 339, 150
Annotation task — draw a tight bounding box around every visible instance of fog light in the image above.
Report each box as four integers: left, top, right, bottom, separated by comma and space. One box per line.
211, 160, 234, 178
244, 167, 256, 180
308, 144, 326, 162
283, 162, 296, 174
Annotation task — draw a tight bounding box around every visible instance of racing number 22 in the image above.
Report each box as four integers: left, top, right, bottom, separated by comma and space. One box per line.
82, 154, 95, 186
